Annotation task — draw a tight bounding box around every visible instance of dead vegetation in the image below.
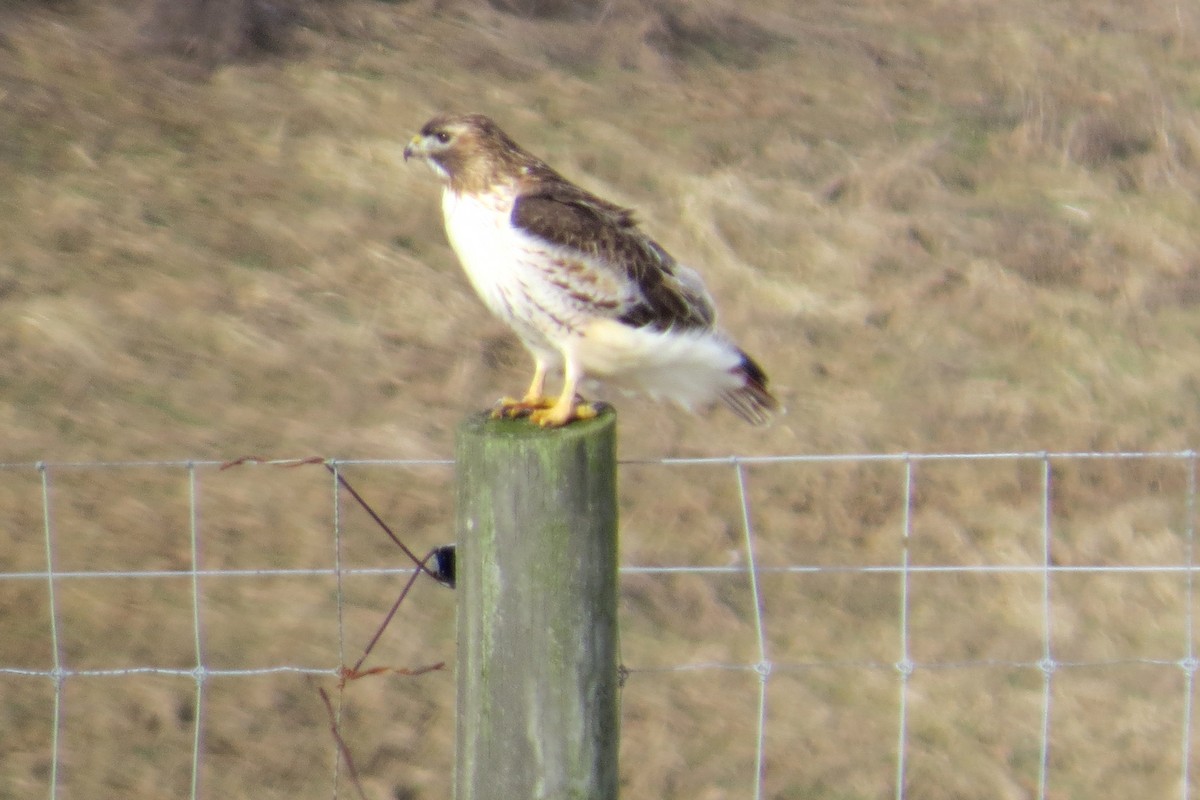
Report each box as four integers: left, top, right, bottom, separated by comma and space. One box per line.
143, 0, 306, 62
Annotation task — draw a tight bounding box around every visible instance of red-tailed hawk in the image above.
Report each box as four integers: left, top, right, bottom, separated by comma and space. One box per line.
403, 112, 778, 428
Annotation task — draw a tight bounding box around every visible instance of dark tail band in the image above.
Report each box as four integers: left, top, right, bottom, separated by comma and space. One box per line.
723, 350, 780, 425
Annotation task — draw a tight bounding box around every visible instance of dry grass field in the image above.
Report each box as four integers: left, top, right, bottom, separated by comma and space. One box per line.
3, 0, 1200, 797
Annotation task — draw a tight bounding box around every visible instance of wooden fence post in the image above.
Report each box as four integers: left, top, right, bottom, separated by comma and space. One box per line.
454, 409, 620, 800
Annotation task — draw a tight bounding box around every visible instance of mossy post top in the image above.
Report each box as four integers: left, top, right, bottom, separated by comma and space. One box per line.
456, 405, 617, 441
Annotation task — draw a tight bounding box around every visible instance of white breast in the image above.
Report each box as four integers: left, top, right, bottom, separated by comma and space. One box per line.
442, 189, 522, 319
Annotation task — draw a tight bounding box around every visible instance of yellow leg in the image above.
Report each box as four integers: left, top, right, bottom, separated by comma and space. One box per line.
529, 360, 598, 428
522, 361, 548, 405
491, 359, 554, 419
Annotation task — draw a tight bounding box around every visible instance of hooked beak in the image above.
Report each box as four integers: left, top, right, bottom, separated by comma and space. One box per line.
403, 135, 422, 162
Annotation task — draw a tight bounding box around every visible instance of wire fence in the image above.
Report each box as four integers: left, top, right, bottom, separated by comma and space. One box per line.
2, 450, 1199, 799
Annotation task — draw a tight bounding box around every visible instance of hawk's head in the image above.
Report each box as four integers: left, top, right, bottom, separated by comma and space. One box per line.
404, 113, 532, 194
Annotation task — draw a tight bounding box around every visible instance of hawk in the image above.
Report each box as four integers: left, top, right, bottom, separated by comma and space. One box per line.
403, 113, 779, 428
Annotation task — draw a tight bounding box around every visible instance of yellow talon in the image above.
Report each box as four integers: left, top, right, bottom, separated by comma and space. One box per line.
529, 400, 600, 428
490, 395, 554, 420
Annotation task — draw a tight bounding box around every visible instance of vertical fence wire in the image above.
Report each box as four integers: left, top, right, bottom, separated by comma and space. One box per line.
893, 457, 914, 800
1182, 452, 1197, 800
187, 462, 205, 800
1036, 454, 1055, 800
732, 459, 769, 800
37, 462, 63, 800
329, 461, 347, 800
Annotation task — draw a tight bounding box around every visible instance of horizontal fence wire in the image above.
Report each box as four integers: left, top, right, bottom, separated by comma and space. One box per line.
1, 450, 1198, 799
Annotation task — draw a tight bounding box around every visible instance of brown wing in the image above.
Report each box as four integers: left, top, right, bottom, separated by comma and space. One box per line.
511, 178, 715, 332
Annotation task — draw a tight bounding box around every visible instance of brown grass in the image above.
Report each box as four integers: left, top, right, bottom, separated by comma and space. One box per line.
3, 0, 1200, 797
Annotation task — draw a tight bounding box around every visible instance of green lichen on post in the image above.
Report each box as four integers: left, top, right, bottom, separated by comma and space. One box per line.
455, 408, 620, 800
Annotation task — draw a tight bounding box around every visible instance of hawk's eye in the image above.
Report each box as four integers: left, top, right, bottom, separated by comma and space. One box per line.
435, 131, 451, 144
